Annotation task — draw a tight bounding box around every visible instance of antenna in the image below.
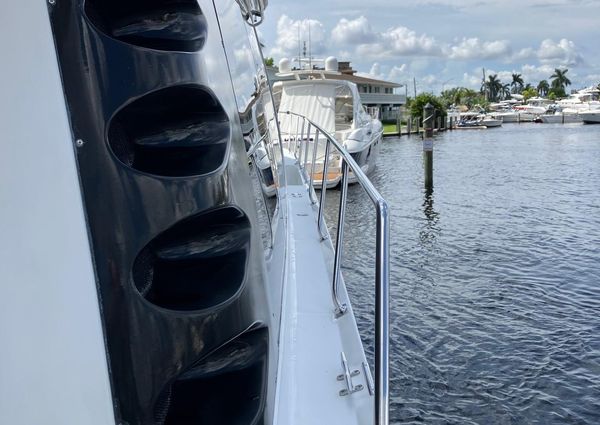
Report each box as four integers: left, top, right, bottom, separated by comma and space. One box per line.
297, 22, 301, 70
308, 21, 312, 70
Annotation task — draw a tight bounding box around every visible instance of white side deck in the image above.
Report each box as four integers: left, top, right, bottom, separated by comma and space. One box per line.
272, 183, 374, 425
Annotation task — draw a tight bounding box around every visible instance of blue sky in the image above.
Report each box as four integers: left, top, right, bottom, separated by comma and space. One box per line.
260, 0, 600, 93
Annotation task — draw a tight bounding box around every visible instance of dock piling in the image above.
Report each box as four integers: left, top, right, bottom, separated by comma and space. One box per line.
423, 103, 434, 190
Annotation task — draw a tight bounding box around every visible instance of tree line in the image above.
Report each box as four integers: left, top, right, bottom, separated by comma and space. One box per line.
481, 68, 572, 102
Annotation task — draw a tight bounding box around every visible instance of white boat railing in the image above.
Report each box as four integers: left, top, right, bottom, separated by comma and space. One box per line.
279, 110, 390, 425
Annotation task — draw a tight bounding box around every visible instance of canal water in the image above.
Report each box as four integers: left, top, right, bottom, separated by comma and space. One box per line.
328, 123, 600, 424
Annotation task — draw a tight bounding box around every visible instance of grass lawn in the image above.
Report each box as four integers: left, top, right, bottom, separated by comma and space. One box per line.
383, 123, 399, 134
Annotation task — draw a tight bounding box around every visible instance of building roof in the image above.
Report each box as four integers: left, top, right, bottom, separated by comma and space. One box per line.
323, 73, 402, 88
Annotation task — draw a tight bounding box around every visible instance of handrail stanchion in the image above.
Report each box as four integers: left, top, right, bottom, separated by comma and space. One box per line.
304, 121, 312, 169
298, 119, 306, 164
308, 128, 320, 204
317, 139, 331, 239
375, 201, 390, 425
332, 158, 349, 317
295, 115, 299, 153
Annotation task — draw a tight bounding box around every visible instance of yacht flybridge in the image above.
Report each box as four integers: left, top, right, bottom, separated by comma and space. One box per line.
1, 1, 390, 425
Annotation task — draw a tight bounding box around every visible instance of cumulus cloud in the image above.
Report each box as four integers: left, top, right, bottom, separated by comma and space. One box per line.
331, 16, 443, 59
269, 15, 327, 59
331, 16, 376, 45
447, 38, 512, 60
538, 38, 583, 66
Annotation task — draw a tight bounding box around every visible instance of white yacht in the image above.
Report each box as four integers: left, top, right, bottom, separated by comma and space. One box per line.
491, 108, 520, 123
272, 57, 383, 188
539, 106, 583, 124
556, 87, 600, 111
1, 2, 390, 425
579, 109, 600, 124
459, 109, 502, 128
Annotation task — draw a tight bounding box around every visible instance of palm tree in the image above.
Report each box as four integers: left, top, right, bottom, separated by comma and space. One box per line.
511, 73, 524, 94
482, 74, 503, 102
550, 68, 571, 92
537, 80, 549, 97
501, 83, 511, 100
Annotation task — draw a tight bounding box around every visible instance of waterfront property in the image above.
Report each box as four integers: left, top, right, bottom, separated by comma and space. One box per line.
269, 60, 406, 121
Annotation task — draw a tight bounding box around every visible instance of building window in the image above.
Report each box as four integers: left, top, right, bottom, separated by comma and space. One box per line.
374, 87, 380, 93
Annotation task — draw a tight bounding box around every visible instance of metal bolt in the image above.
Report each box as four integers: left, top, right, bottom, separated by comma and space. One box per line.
48, 0, 55, 4
75, 139, 84, 147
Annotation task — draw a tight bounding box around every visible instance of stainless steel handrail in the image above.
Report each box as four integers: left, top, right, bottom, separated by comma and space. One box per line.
279, 110, 390, 425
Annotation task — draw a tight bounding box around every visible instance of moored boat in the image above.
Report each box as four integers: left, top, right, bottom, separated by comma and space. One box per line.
273, 57, 383, 188
579, 109, 600, 124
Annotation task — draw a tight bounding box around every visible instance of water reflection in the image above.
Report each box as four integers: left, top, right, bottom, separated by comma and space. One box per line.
420, 188, 440, 245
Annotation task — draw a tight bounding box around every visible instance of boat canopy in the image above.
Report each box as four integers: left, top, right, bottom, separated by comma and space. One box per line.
276, 80, 367, 137
278, 82, 337, 134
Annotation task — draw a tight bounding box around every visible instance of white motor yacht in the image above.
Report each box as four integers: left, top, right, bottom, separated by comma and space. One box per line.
491, 108, 520, 123
580, 109, 600, 124
556, 87, 600, 111
539, 106, 582, 124
1, 2, 391, 425
459, 109, 502, 128
273, 58, 383, 188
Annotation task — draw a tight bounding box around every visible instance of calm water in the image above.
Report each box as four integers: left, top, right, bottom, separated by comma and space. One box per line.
327, 123, 600, 424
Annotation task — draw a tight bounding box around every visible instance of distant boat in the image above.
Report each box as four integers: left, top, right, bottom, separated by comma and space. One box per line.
556, 87, 600, 112
538, 106, 582, 124
579, 109, 600, 124
459, 109, 502, 128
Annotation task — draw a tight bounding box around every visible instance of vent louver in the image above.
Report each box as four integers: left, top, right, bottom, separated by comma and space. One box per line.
154, 327, 268, 425
133, 206, 250, 311
85, 0, 208, 52
108, 85, 230, 177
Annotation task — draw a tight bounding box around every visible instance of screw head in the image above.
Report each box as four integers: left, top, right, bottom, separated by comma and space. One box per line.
48, 0, 55, 4
75, 139, 84, 147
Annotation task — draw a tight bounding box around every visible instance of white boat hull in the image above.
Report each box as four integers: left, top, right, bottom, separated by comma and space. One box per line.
540, 114, 582, 124
580, 111, 600, 124
481, 118, 502, 127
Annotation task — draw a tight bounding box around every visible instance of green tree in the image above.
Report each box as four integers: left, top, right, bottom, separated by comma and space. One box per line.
550, 68, 571, 95
440, 87, 487, 109
511, 73, 524, 94
501, 83, 511, 100
482, 74, 503, 102
548, 86, 566, 98
522, 87, 538, 101
409, 93, 446, 119
264, 57, 274, 67
537, 80, 550, 97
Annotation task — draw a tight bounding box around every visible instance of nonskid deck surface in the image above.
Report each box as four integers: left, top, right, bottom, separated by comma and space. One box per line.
273, 185, 373, 425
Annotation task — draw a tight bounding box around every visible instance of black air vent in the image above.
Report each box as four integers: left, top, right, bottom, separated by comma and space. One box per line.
108, 85, 229, 177
84, 0, 207, 52
154, 327, 268, 425
133, 206, 250, 311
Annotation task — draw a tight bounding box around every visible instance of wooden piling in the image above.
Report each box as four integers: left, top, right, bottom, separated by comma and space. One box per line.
423, 103, 434, 190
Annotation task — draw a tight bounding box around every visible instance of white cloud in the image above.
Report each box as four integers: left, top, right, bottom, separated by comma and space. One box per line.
447, 38, 512, 60
334, 18, 442, 59
269, 15, 327, 59
331, 16, 376, 45
538, 38, 583, 66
